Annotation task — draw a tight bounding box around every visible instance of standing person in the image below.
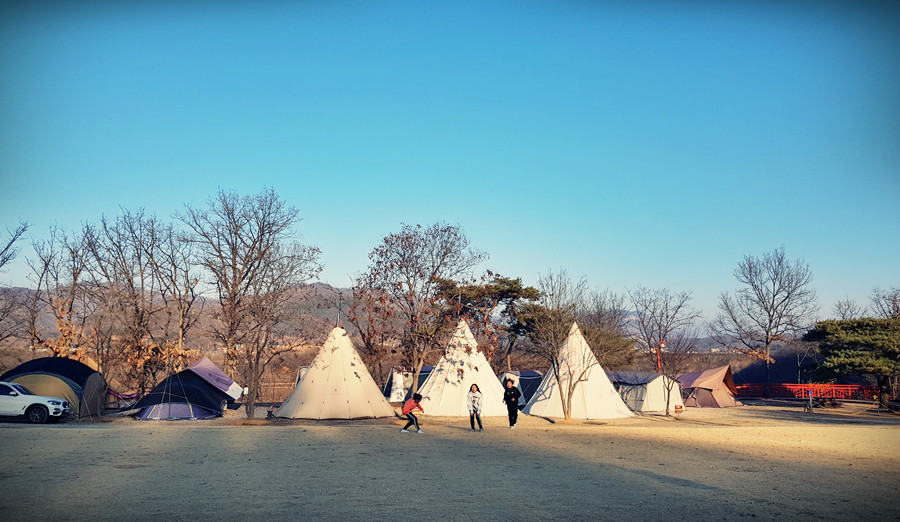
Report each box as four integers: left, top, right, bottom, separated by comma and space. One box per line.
467, 383, 484, 432
503, 378, 521, 429
401, 393, 425, 434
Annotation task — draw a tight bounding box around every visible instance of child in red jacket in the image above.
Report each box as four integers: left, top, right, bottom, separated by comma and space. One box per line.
401, 393, 424, 434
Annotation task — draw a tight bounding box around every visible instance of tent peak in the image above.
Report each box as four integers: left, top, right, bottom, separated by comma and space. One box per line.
327, 326, 349, 338
567, 322, 583, 337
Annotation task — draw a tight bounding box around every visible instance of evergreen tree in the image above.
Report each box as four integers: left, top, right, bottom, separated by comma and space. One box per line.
804, 318, 900, 408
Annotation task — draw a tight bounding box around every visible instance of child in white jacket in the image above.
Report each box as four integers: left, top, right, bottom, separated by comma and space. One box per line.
467, 384, 484, 432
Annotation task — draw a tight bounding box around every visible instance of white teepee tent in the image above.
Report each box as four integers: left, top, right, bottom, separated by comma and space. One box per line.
418, 321, 507, 416
522, 322, 632, 419
275, 327, 396, 419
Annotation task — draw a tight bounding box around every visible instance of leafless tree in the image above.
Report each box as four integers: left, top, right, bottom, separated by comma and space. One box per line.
347, 269, 401, 386
0, 222, 29, 271
358, 222, 486, 393
0, 222, 29, 350
25, 227, 92, 357
179, 188, 321, 418
0, 286, 24, 348
144, 219, 204, 363
788, 339, 820, 384
79, 210, 206, 393
524, 309, 581, 418
521, 269, 601, 419
709, 247, 818, 395
579, 289, 634, 369
870, 287, 900, 319
627, 286, 701, 415
537, 269, 587, 315
83, 210, 170, 391
833, 297, 866, 320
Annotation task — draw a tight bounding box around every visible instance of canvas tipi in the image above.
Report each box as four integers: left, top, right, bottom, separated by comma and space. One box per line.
275, 327, 395, 419
418, 321, 507, 416
523, 323, 632, 419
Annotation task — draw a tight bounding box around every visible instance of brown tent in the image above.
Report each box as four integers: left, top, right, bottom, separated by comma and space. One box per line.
677, 365, 742, 408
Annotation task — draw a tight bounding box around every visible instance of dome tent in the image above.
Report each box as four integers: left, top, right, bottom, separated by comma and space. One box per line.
132, 357, 242, 420
678, 365, 742, 408
1, 357, 108, 418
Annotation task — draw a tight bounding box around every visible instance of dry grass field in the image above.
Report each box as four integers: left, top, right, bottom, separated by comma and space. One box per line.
1, 402, 898, 521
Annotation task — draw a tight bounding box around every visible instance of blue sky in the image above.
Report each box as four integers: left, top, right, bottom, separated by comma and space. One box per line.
1, 1, 898, 322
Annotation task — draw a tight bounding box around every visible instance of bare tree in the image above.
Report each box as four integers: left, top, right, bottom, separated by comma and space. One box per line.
709, 248, 818, 395
870, 287, 900, 319
521, 309, 579, 418
537, 269, 587, 315
83, 210, 171, 392
25, 227, 92, 357
358, 222, 486, 393
833, 297, 866, 320
347, 270, 401, 387
0, 222, 29, 271
145, 219, 204, 365
579, 289, 634, 369
79, 210, 205, 392
0, 286, 24, 349
0, 222, 29, 350
235, 243, 319, 415
627, 286, 701, 415
179, 188, 321, 418
788, 339, 820, 384
520, 269, 597, 419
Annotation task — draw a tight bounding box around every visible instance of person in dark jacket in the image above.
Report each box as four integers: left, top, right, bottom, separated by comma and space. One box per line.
502, 378, 521, 428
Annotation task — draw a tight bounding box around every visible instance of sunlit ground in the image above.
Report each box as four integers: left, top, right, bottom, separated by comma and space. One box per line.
1, 403, 897, 521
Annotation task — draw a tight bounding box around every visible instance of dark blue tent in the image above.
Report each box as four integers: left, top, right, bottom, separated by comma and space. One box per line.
381, 366, 434, 401
132, 363, 236, 420
499, 370, 543, 406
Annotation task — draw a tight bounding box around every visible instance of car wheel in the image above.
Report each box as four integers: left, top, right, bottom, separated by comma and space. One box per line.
26, 405, 49, 424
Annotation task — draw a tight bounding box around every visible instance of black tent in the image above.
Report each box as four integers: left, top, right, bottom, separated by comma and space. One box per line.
132, 368, 234, 420
1, 357, 108, 418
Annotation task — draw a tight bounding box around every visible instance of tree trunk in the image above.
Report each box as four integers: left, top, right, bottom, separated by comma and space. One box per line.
664, 380, 672, 416
877, 376, 890, 409
245, 386, 257, 418
410, 357, 425, 395
375, 360, 384, 388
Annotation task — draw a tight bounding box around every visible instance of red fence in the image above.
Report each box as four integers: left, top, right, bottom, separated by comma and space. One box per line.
735, 383, 882, 401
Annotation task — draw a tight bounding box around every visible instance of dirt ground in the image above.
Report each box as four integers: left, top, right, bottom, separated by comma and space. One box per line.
1, 401, 898, 521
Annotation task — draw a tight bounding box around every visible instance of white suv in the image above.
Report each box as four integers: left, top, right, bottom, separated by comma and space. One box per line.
0, 381, 71, 423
